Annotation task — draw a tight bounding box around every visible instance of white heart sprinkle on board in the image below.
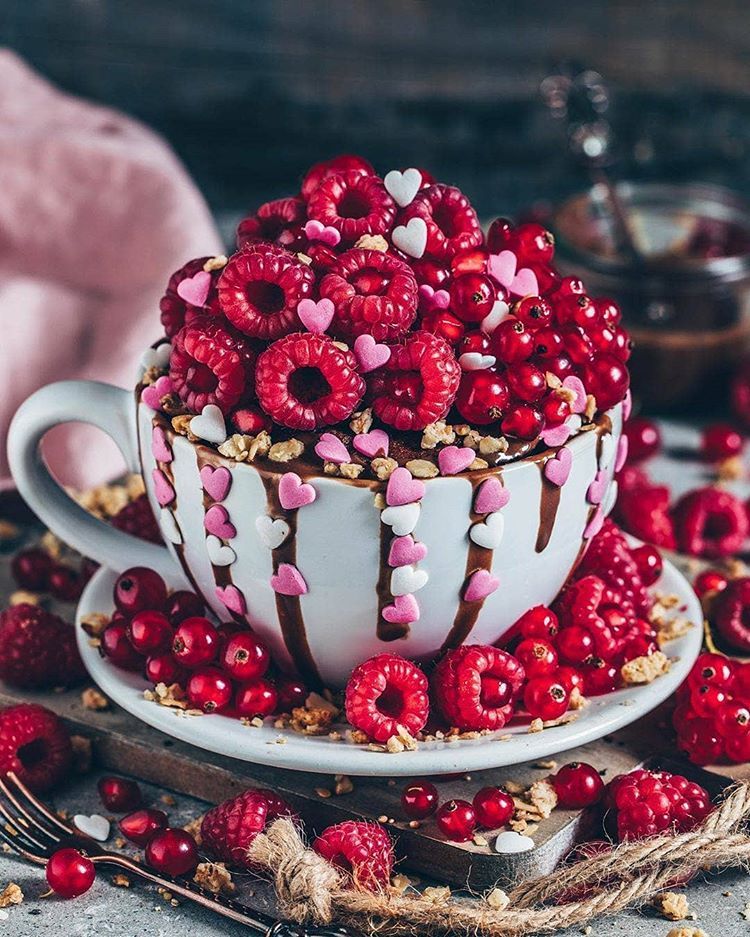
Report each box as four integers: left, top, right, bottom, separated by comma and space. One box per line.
189, 405, 227, 445
159, 509, 182, 544
205, 534, 236, 566
391, 217, 428, 259
469, 511, 505, 550
495, 830, 534, 854
74, 814, 111, 842
381, 502, 420, 536
255, 515, 291, 550
390, 565, 429, 596
384, 168, 422, 207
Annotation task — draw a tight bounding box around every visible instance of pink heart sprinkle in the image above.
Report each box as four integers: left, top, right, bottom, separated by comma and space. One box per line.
623, 389, 633, 422
141, 376, 173, 411
387, 535, 428, 567
464, 569, 500, 603
584, 506, 604, 540
353, 334, 391, 373
297, 297, 335, 334
562, 375, 587, 414
417, 284, 450, 311
151, 468, 175, 507
314, 432, 350, 465
544, 446, 573, 487
587, 470, 607, 505
541, 423, 572, 447
353, 429, 389, 459
303, 219, 341, 247
151, 426, 172, 463
200, 465, 232, 502
615, 436, 629, 473
176, 270, 211, 307
271, 563, 308, 596
386, 467, 426, 506
204, 504, 236, 540
509, 267, 539, 297
216, 584, 246, 616
278, 473, 316, 510
487, 251, 517, 288
474, 477, 510, 515
382, 593, 420, 625
438, 445, 476, 476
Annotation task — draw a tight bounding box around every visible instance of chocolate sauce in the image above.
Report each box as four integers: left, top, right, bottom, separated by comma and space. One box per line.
535, 465, 562, 553
260, 472, 323, 688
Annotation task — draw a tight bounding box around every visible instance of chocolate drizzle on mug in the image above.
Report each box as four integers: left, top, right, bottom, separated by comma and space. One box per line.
440, 473, 502, 651
536, 464, 562, 554
260, 472, 323, 688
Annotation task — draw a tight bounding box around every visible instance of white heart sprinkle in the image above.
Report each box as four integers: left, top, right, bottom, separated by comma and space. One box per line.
470, 511, 505, 550
567, 414, 583, 435
391, 217, 428, 259
384, 168, 422, 207
459, 352, 497, 372
599, 432, 616, 471
481, 300, 510, 334
381, 502, 420, 536
160, 508, 182, 544
140, 342, 172, 372
205, 534, 236, 566
601, 479, 618, 517
390, 565, 429, 596
255, 515, 290, 550
495, 830, 534, 854
74, 814, 110, 842
189, 404, 227, 445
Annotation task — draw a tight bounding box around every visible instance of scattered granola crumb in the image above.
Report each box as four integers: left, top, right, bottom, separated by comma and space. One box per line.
527, 778, 558, 818
479, 435, 508, 456
9, 590, 40, 606
112, 874, 131, 888
161, 794, 176, 807
350, 408, 373, 435
80, 612, 109, 637
218, 431, 271, 462
742, 901, 750, 920
354, 234, 389, 252
717, 455, 743, 481
81, 687, 110, 711
405, 459, 439, 479
203, 254, 228, 272
461, 429, 483, 450
334, 775, 353, 796
472, 833, 489, 847
0, 520, 20, 541
528, 718, 544, 734
114, 837, 127, 850
666, 928, 707, 937
371, 457, 398, 481
386, 725, 418, 753
569, 687, 588, 710
391, 873, 412, 894
533, 759, 558, 771
621, 650, 670, 685
268, 439, 304, 463
194, 861, 234, 895
0, 883, 23, 908
421, 421, 456, 449
144, 682, 189, 710
469, 457, 489, 471
654, 892, 690, 921
70, 735, 92, 774
485, 887, 510, 911
340, 462, 365, 480
315, 787, 332, 799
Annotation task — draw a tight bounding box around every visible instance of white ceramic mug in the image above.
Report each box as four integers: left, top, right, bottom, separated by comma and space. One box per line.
8, 380, 622, 687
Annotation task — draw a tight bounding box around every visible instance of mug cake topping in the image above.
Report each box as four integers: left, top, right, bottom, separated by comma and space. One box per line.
140, 156, 632, 477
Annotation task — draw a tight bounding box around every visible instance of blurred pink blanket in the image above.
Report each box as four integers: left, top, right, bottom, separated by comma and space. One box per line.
0, 50, 222, 490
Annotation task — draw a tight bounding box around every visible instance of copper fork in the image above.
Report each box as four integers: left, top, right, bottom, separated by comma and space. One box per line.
0, 772, 357, 937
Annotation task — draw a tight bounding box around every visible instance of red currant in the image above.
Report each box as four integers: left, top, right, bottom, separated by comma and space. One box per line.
128, 610, 173, 655
516, 605, 559, 640
515, 223, 555, 265
507, 362, 546, 402
688, 652, 734, 690
583, 355, 630, 411
514, 296, 552, 330
515, 638, 558, 678
421, 309, 465, 345
533, 327, 564, 358
119, 808, 168, 846
455, 371, 509, 424
542, 393, 571, 427
556, 665, 584, 694
172, 617, 218, 668
11, 548, 53, 591
46, 847, 95, 899
582, 658, 619, 696
693, 569, 729, 598
501, 403, 543, 440
187, 667, 233, 714
450, 273, 496, 324
556, 625, 595, 664
113, 567, 167, 615
554, 276, 586, 298
487, 217, 515, 252
523, 675, 569, 720
435, 799, 476, 842
411, 258, 450, 289
48, 565, 84, 601
164, 591, 205, 625
98, 776, 142, 812
561, 325, 593, 365
714, 699, 750, 737
230, 405, 271, 436
594, 297, 622, 325
630, 544, 663, 587
557, 294, 598, 329
401, 780, 439, 819
235, 679, 279, 717
220, 632, 270, 681
276, 677, 308, 711
492, 318, 533, 363
458, 330, 492, 357
451, 247, 490, 276
145, 653, 186, 686
101, 620, 142, 671
544, 353, 574, 381
623, 418, 661, 462
145, 828, 199, 877
472, 786, 514, 828
553, 762, 605, 808
701, 423, 743, 462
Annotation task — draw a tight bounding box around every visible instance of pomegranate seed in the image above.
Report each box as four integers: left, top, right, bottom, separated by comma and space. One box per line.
98, 776, 142, 812
401, 780, 439, 819
46, 847, 95, 898
472, 787, 514, 828
553, 762, 605, 808
145, 828, 199, 877
435, 799, 476, 842
119, 808, 168, 846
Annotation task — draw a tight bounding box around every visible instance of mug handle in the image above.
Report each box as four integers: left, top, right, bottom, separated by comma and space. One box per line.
7, 380, 178, 580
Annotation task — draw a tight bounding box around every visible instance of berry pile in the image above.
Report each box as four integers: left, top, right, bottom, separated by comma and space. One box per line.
98, 567, 307, 718
604, 769, 711, 840
153, 156, 631, 450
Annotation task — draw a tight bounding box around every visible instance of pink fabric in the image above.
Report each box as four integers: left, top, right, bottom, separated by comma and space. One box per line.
0, 51, 222, 490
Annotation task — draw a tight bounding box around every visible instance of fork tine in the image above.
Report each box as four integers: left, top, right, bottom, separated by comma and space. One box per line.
0, 776, 65, 847
4, 773, 76, 837
0, 798, 51, 852
0, 822, 47, 866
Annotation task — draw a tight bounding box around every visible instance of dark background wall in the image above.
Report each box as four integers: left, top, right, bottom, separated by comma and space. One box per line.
4, 0, 750, 225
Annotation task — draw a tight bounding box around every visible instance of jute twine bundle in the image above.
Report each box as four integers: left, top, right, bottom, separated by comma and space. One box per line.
247, 781, 750, 936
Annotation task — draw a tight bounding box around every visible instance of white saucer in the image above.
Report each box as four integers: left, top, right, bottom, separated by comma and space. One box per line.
76, 556, 703, 777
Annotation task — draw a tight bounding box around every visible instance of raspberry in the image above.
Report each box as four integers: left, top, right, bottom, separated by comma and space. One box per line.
159, 257, 221, 338
432, 645, 525, 731
218, 245, 315, 340
300, 155, 375, 201
313, 820, 394, 891
672, 487, 748, 558
170, 316, 256, 414
576, 521, 651, 619
713, 578, 750, 651
201, 788, 296, 869
237, 197, 306, 248
319, 248, 418, 342
255, 332, 365, 430
398, 184, 482, 261
307, 171, 396, 245
345, 653, 429, 743
605, 769, 711, 841
111, 495, 162, 544
0, 703, 72, 792
0, 604, 85, 689
369, 330, 460, 431
614, 482, 676, 549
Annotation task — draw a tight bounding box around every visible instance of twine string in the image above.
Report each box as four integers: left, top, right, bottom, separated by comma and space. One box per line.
247, 782, 750, 937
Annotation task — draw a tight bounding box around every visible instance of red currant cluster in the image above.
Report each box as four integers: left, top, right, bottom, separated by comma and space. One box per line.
100, 567, 307, 718
674, 651, 750, 763
157, 155, 631, 442
615, 417, 748, 557
604, 769, 711, 841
